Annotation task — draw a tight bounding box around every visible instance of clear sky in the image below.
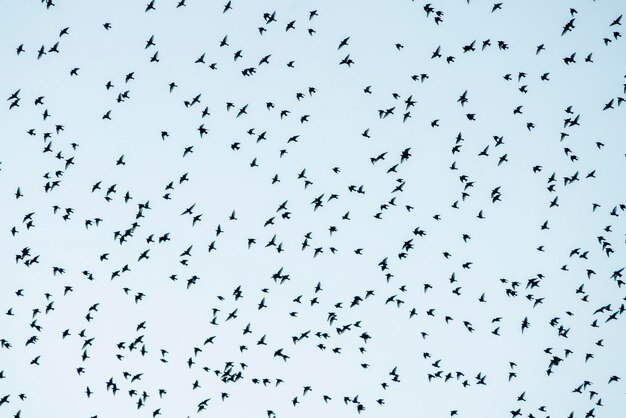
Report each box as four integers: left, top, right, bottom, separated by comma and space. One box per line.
0, 1, 625, 417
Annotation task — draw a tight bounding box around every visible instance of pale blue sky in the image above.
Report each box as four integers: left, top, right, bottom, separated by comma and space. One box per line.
1, 1, 625, 418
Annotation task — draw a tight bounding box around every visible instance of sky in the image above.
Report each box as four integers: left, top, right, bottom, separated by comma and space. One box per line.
0, 0, 625, 417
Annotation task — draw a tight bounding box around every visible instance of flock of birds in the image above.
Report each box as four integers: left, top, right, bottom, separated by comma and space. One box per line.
1, 1, 625, 418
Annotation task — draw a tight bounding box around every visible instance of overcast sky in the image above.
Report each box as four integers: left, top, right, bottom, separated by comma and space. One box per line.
1, 1, 625, 418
